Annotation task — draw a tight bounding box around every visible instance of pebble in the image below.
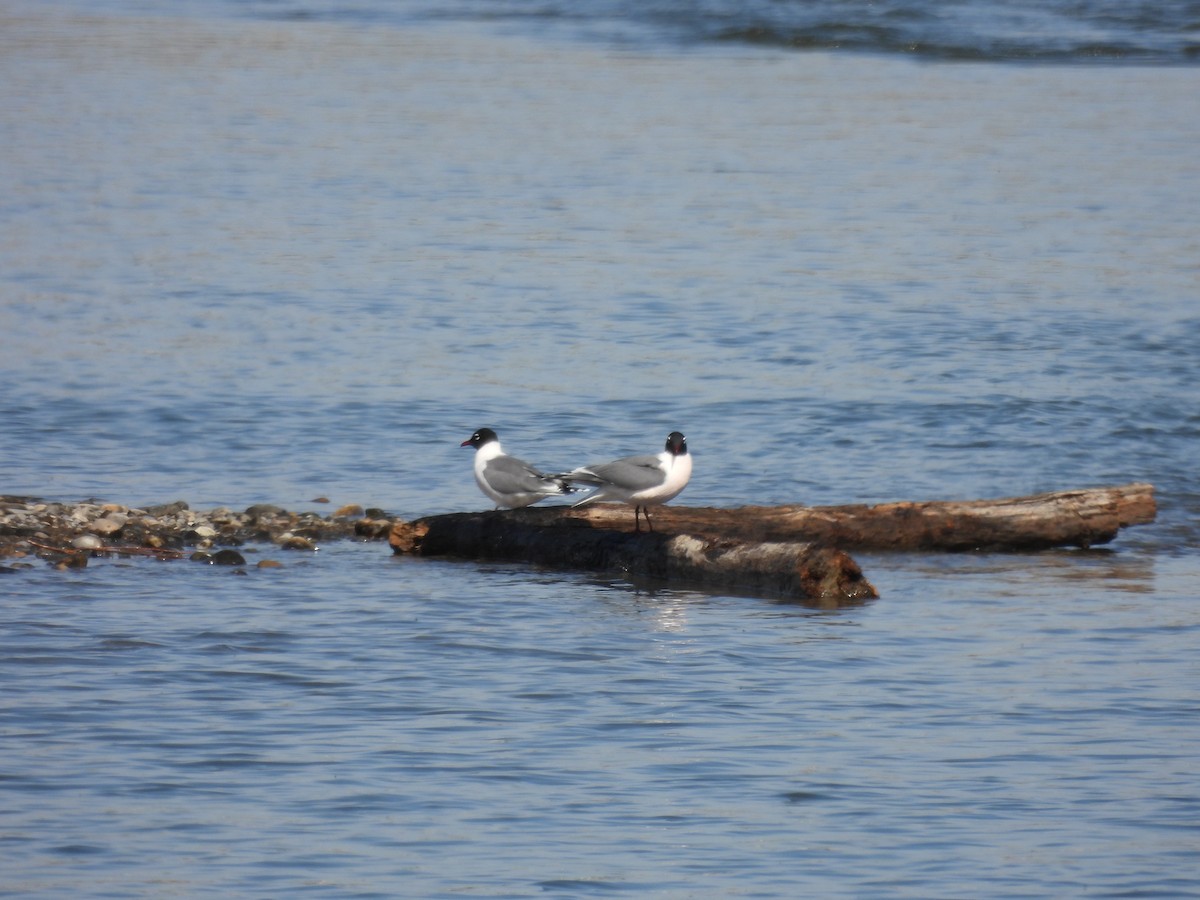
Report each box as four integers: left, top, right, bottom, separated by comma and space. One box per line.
92, 516, 127, 536
144, 500, 189, 517
245, 504, 286, 522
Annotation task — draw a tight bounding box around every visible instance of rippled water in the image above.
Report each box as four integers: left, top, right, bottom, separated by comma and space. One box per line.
4, 544, 1197, 898
38, 0, 1200, 62
1, 4, 1198, 897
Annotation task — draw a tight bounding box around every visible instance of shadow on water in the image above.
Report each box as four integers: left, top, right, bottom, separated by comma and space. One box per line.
588, 571, 878, 612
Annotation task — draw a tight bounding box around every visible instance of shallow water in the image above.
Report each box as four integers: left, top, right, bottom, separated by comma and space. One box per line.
1, 5, 1198, 897
3, 545, 1197, 897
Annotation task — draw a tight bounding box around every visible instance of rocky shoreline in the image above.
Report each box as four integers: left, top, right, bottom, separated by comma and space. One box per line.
0, 496, 393, 572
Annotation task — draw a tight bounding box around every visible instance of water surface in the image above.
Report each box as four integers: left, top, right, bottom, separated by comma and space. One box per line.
1, 5, 1197, 897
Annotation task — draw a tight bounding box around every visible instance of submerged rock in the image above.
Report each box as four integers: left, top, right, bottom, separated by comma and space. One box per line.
211, 549, 247, 566
276, 534, 318, 552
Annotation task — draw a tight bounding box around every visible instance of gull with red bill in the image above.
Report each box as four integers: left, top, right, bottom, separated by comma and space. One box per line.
460, 427, 574, 509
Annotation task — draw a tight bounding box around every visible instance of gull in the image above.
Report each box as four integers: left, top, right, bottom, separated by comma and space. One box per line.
565, 431, 691, 532
460, 427, 573, 509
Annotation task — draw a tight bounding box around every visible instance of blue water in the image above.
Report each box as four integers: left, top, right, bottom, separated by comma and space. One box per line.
35, 0, 1200, 62
2, 2, 1199, 897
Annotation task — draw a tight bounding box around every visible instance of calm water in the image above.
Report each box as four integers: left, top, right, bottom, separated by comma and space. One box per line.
2, 2, 1199, 897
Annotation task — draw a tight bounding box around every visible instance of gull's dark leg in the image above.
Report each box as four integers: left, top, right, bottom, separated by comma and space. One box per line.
633, 505, 643, 533
644, 506, 654, 532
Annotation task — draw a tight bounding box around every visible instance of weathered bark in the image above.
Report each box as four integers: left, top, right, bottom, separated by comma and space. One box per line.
388, 483, 1154, 603
389, 512, 878, 607
555, 482, 1156, 552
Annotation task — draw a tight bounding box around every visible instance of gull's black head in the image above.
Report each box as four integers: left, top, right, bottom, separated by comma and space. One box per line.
461, 427, 499, 449
665, 431, 687, 456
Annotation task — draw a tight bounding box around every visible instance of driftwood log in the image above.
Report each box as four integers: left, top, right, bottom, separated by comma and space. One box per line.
561, 482, 1157, 552
389, 510, 877, 606
389, 483, 1154, 604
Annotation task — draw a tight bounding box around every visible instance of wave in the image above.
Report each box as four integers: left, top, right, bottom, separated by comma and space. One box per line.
248, 0, 1200, 64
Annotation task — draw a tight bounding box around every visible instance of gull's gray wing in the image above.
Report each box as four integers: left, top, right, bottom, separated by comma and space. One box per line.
573, 454, 665, 492
483, 455, 559, 494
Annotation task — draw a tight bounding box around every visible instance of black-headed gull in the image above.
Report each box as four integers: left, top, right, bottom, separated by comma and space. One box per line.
460, 428, 573, 509
565, 431, 692, 532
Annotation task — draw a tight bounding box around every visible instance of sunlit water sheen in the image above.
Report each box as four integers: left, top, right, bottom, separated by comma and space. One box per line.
1, 5, 1198, 897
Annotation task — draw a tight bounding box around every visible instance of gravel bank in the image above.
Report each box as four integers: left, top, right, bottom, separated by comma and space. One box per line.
0, 496, 393, 571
